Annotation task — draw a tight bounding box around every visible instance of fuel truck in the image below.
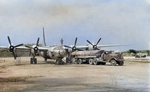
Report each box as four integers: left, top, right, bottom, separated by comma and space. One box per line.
71, 50, 124, 66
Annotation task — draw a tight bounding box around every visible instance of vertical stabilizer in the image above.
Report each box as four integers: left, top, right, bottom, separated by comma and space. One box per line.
61, 39, 63, 47
43, 27, 47, 46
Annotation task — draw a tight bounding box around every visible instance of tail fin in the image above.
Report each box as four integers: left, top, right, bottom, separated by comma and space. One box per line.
43, 27, 47, 46
61, 39, 63, 47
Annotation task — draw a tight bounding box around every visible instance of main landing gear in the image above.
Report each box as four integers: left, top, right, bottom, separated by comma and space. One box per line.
30, 58, 37, 64
55, 58, 65, 65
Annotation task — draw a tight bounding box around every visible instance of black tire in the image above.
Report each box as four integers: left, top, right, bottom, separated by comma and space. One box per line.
93, 60, 98, 65
79, 59, 83, 64
30, 58, 33, 64
34, 58, 37, 64
44, 58, 47, 62
110, 60, 117, 66
89, 59, 93, 65
97, 62, 101, 65
118, 61, 124, 66
102, 62, 106, 65
71, 57, 76, 64
76, 59, 79, 64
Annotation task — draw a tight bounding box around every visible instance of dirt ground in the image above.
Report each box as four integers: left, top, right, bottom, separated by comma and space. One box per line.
0, 56, 150, 92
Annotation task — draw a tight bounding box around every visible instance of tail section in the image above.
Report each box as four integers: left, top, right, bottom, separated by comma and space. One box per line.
43, 27, 47, 46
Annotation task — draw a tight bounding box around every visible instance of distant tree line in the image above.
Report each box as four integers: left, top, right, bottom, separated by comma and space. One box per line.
0, 51, 12, 57
123, 49, 150, 56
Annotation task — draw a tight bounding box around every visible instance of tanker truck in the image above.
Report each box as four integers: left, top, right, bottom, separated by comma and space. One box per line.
70, 50, 124, 66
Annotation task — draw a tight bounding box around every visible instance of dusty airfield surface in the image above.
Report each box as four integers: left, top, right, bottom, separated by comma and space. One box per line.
0, 57, 150, 92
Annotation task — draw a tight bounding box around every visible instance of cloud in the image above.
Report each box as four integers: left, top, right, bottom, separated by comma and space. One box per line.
0, 0, 150, 50
146, 0, 150, 4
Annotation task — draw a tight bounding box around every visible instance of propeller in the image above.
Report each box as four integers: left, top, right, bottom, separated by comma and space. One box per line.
87, 38, 101, 50
7, 36, 23, 59
25, 38, 40, 55
64, 37, 82, 51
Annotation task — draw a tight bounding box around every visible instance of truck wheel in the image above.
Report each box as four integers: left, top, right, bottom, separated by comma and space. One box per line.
76, 59, 79, 64
79, 59, 83, 64
102, 62, 106, 65
118, 61, 124, 66
89, 59, 93, 65
93, 60, 98, 65
110, 60, 117, 66
71, 57, 76, 64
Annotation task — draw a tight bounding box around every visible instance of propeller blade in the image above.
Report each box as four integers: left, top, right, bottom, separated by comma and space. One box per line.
64, 45, 72, 48
12, 52, 16, 59
74, 37, 77, 46
25, 45, 32, 49
36, 38, 40, 46
96, 38, 101, 45
15, 44, 23, 47
7, 36, 12, 45
87, 40, 93, 46
96, 48, 99, 50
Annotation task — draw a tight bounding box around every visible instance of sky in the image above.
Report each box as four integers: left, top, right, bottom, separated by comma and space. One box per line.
0, 0, 150, 51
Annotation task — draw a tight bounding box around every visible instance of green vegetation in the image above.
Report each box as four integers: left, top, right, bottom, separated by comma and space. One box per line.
0, 51, 12, 57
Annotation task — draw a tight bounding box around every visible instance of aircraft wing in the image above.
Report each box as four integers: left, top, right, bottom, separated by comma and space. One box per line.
74, 44, 125, 50
15, 46, 49, 57
14, 46, 31, 57
97, 44, 125, 48
76, 46, 89, 49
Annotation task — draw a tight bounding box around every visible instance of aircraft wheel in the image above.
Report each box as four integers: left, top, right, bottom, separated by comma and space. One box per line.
79, 59, 83, 64
34, 58, 37, 64
44, 58, 47, 62
110, 60, 117, 66
30, 58, 33, 64
89, 59, 93, 65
